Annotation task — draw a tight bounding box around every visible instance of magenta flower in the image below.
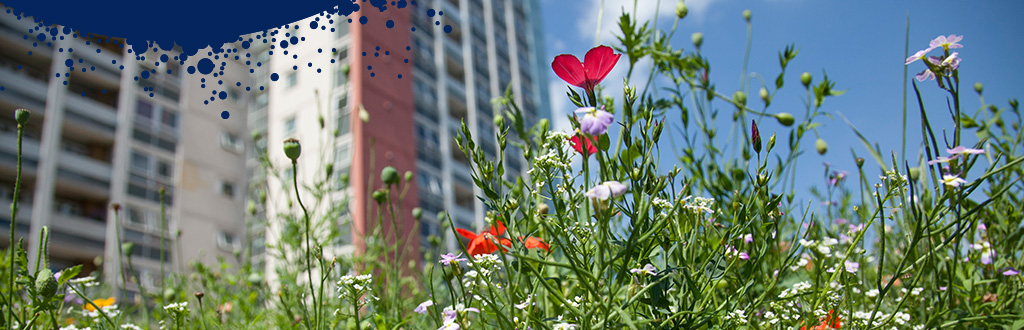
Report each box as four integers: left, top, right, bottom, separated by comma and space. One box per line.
584, 181, 628, 201
738, 252, 750, 260
575, 106, 615, 136
930, 34, 964, 50
1002, 268, 1019, 276
439, 252, 467, 266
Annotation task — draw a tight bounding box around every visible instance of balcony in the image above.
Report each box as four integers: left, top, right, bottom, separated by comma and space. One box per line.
0, 132, 41, 171
64, 90, 118, 133
58, 150, 112, 186
0, 66, 49, 111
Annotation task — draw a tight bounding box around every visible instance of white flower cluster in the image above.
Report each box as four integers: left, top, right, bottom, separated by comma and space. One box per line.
338, 274, 373, 292
778, 281, 812, 299
652, 197, 673, 209
120, 324, 143, 330
531, 132, 573, 173
799, 237, 838, 256
163, 301, 188, 314
69, 276, 100, 287
681, 196, 716, 215
468, 253, 502, 277
722, 309, 748, 325
59, 326, 90, 330
847, 310, 913, 328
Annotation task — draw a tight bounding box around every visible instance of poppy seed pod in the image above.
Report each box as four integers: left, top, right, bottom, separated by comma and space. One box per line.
974, 82, 983, 94
412, 207, 423, 220
776, 112, 795, 126
676, 1, 688, 19
405, 171, 414, 182
372, 189, 387, 204
493, 115, 504, 128
283, 138, 301, 161
381, 166, 399, 185
15, 109, 30, 125
800, 72, 812, 88
815, 138, 828, 155
691, 32, 704, 48
856, 157, 865, 168
122, 242, 135, 256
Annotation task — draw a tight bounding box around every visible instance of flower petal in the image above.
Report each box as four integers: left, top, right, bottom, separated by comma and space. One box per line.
455, 228, 477, 240
552, 54, 586, 88
583, 46, 621, 88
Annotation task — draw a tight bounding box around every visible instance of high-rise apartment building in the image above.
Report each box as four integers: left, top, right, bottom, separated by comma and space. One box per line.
0, 7, 249, 296
254, 0, 549, 270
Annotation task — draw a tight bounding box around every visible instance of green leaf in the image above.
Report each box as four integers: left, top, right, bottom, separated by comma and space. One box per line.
1010, 319, 1024, 330
57, 264, 82, 285
598, 134, 611, 151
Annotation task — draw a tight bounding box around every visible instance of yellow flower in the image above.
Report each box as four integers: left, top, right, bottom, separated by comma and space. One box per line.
85, 297, 115, 312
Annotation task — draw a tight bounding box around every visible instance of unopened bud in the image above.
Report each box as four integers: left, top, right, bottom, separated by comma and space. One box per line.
908, 168, 921, 182
381, 166, 399, 185
676, 1, 688, 19
776, 113, 795, 126
759, 87, 770, 105
974, 82, 983, 94
733, 91, 747, 107
111, 203, 121, 212
341, 63, 350, 76
751, 120, 761, 154
856, 157, 865, 168
767, 133, 776, 151
412, 207, 423, 220
325, 163, 334, 179
493, 115, 504, 128
691, 32, 703, 48
121, 242, 135, 256
538, 203, 549, 215
800, 72, 812, 88
815, 138, 828, 155
195, 292, 205, 299
372, 190, 387, 204
405, 171, 413, 182
743, 9, 751, 22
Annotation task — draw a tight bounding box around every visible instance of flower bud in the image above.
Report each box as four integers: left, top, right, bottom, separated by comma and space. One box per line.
372, 189, 387, 204
815, 138, 828, 155
251, 129, 262, 142
283, 138, 301, 161
759, 87, 770, 105
14, 109, 30, 125
775, 112, 795, 126
974, 82, 983, 94
412, 207, 423, 220
195, 292, 205, 299
1010, 98, 1019, 109
691, 32, 703, 48
111, 203, 121, 212
751, 120, 761, 154
767, 133, 776, 151
359, 107, 370, 123
732, 91, 747, 107
742, 9, 751, 22
856, 157, 864, 168
341, 63, 350, 76
318, 115, 325, 129
538, 203, 549, 215
908, 167, 920, 182
247, 200, 256, 216
122, 242, 135, 256
35, 268, 57, 300
325, 163, 334, 179
493, 115, 504, 128
800, 72, 812, 88
676, 1, 688, 19
405, 171, 414, 182
163, 288, 176, 301
381, 166, 399, 185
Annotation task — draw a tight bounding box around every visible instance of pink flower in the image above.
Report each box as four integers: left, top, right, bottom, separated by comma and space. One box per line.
905, 47, 935, 65
1002, 268, 1019, 276
439, 252, 467, 266
739, 252, 750, 260
947, 146, 984, 156
575, 106, 615, 136
743, 234, 753, 244
414, 300, 434, 314
844, 260, 860, 273
930, 34, 964, 50
630, 264, 658, 276
552, 45, 621, 94
585, 181, 628, 201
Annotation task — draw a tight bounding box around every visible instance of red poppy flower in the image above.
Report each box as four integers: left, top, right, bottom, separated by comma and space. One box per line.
552, 45, 621, 93
456, 222, 512, 256
800, 310, 841, 330
521, 236, 550, 252
567, 135, 597, 157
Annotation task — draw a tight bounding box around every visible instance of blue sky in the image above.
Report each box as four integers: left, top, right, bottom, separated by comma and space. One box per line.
540, 0, 1024, 205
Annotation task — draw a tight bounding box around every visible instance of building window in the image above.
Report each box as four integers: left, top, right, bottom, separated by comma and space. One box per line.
287, 72, 298, 88
337, 98, 350, 136
217, 231, 241, 252
161, 110, 178, 129
220, 181, 236, 198
220, 132, 244, 153
284, 117, 296, 136
156, 160, 172, 178
136, 100, 154, 119
131, 152, 149, 171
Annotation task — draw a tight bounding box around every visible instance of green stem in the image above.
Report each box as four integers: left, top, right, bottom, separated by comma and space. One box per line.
291, 160, 317, 330
8, 120, 24, 327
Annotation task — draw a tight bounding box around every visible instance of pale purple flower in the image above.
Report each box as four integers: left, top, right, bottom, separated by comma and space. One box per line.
738, 252, 750, 260
905, 48, 934, 65
942, 52, 961, 70
839, 233, 852, 244
1002, 268, 1019, 276
972, 241, 994, 265
915, 69, 936, 82
930, 34, 963, 50
584, 181, 627, 200
844, 260, 860, 273
947, 146, 984, 156
414, 300, 434, 314
939, 286, 947, 291
834, 218, 848, 226
630, 264, 657, 276
439, 252, 467, 266
941, 174, 968, 188
743, 233, 753, 244
828, 170, 849, 186
927, 156, 955, 165
514, 295, 534, 310
575, 106, 615, 136
977, 222, 987, 231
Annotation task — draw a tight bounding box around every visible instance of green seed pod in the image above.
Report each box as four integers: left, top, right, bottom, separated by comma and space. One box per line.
412, 207, 423, 220
381, 166, 399, 185
775, 113, 795, 126
691, 32, 703, 48
35, 268, 57, 300
759, 87, 770, 105
404, 171, 413, 182
676, 1, 688, 19
372, 190, 387, 204
742, 9, 751, 22
815, 138, 828, 155
800, 72, 812, 88
15, 109, 30, 125
974, 82, 983, 94
318, 115, 325, 129
122, 242, 135, 256
283, 138, 301, 161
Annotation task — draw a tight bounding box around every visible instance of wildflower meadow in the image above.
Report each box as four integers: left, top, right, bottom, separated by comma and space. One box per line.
2, 3, 1023, 330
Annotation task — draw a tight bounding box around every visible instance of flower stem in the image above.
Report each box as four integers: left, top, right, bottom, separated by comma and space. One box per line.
8, 119, 25, 327
291, 159, 318, 330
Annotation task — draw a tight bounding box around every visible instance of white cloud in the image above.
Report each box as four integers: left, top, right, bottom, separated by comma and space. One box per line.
549, 79, 572, 132
576, 0, 719, 45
